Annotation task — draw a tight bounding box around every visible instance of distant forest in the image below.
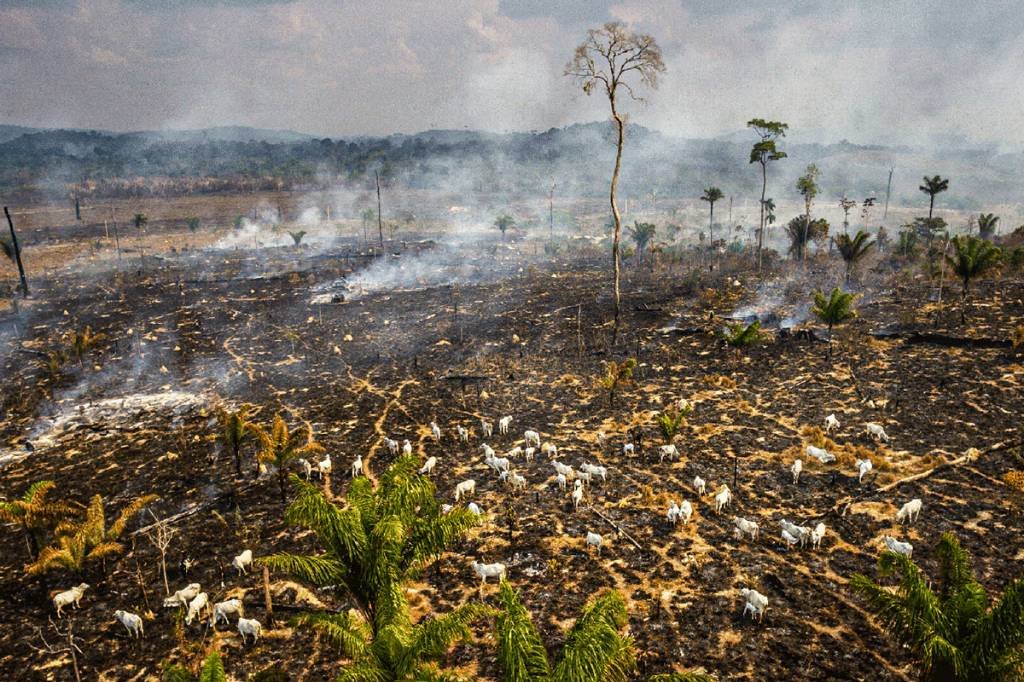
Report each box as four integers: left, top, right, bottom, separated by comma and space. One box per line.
0, 122, 1020, 209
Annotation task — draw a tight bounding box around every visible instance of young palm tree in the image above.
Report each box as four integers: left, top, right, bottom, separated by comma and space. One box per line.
897, 230, 918, 259
977, 213, 999, 240
0, 480, 75, 560
812, 288, 857, 360
627, 221, 657, 263
655, 404, 690, 444
163, 650, 227, 682
66, 325, 105, 367
251, 414, 324, 502
185, 217, 201, 233
785, 216, 828, 262
835, 230, 875, 283
700, 186, 724, 245
722, 320, 765, 348
598, 358, 636, 407
261, 456, 485, 679
919, 175, 949, 220
495, 214, 516, 240
945, 236, 1002, 324
288, 230, 306, 246
133, 213, 148, 231
215, 404, 256, 476
27, 493, 157, 576
851, 532, 1024, 681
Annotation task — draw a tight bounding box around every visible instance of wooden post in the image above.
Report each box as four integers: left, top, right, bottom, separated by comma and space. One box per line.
375, 171, 384, 247
3, 207, 29, 297
549, 180, 555, 238
262, 565, 273, 622
111, 207, 121, 261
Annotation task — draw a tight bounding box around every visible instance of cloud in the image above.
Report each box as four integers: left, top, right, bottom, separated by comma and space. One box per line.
0, 0, 1020, 148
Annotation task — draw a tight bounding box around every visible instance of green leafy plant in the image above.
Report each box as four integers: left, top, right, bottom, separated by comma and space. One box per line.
495, 214, 516, 239
289, 230, 306, 246
185, 217, 200, 233
721, 320, 765, 348
850, 532, 1024, 681
655, 403, 691, 443
598, 358, 636, 407
812, 288, 857, 360
945, 235, 1002, 324
163, 650, 226, 682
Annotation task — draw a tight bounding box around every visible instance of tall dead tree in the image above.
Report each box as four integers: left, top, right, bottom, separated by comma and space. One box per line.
566, 22, 664, 345
375, 171, 384, 248
142, 509, 177, 596
3, 207, 29, 297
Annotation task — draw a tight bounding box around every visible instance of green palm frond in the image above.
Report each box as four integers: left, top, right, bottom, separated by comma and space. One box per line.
408, 508, 481, 569
259, 552, 349, 587
335, 659, 391, 682
496, 579, 552, 682
972, 578, 1024, 672
721, 320, 765, 347
553, 591, 636, 682
285, 476, 367, 564
108, 493, 158, 539
812, 288, 857, 327
403, 603, 494, 672
198, 651, 226, 682
850, 570, 961, 677
293, 610, 371, 660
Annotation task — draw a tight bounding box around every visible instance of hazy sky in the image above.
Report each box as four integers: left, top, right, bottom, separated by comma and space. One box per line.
1, 0, 1022, 148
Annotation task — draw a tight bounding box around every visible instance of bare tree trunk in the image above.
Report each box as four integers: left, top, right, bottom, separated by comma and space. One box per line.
757, 162, 767, 273
262, 565, 273, 623
609, 102, 626, 346
375, 171, 384, 248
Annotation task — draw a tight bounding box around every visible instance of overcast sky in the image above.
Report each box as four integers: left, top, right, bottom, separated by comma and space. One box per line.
1, 0, 1022, 148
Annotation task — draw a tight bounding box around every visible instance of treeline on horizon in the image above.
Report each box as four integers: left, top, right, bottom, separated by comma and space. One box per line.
0, 122, 1017, 209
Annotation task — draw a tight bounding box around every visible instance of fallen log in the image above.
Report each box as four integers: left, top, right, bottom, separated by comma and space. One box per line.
590, 507, 642, 550
870, 329, 1012, 349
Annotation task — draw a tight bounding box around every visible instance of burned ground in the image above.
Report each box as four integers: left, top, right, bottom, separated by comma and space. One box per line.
1, 221, 1023, 681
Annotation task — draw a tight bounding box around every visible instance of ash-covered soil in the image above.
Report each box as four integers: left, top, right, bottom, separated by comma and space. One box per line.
1, 233, 1023, 681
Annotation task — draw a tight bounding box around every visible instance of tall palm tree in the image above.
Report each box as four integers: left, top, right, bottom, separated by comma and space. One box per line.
627, 221, 657, 263
261, 456, 485, 679
919, 175, 949, 220
27, 493, 157, 576
0, 480, 75, 560
835, 230, 875, 283
945, 236, 1002, 324
700, 187, 724, 246
251, 414, 324, 502
977, 213, 999, 241
851, 532, 1024, 681
812, 288, 857, 360
215, 404, 256, 476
